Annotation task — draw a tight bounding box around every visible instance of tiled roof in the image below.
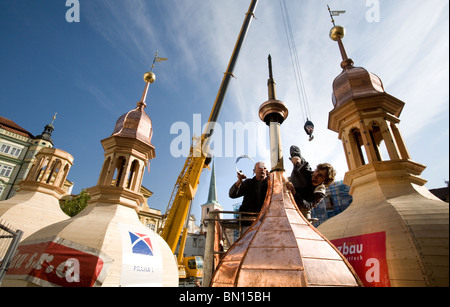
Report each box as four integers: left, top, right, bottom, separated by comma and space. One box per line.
0, 116, 34, 138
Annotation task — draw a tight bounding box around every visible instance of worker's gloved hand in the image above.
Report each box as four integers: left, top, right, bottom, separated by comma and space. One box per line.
289, 145, 302, 160
289, 145, 303, 166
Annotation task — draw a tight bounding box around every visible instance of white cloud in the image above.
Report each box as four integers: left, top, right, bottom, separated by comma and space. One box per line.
83, 0, 449, 211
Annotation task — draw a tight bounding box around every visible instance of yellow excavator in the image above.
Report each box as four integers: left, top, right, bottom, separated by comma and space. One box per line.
159, 0, 258, 281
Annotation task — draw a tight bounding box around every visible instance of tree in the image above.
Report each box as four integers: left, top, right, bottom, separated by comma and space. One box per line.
60, 189, 91, 217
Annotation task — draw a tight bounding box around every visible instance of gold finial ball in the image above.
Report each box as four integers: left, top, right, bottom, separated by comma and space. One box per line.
144, 72, 156, 84
329, 25, 345, 41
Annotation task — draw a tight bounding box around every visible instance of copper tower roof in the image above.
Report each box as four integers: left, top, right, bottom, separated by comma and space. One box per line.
210, 172, 362, 287
110, 71, 156, 147
210, 55, 362, 287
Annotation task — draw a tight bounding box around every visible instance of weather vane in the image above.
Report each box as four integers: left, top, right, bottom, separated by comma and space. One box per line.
144, 50, 168, 84
150, 50, 168, 72
140, 51, 168, 107
51, 113, 57, 125
327, 4, 346, 26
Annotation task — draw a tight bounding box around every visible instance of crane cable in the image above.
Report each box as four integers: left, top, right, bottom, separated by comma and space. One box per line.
279, 0, 314, 141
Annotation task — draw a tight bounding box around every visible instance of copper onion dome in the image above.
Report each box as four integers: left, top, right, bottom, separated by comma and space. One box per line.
329, 25, 386, 109
332, 66, 385, 108
111, 72, 155, 146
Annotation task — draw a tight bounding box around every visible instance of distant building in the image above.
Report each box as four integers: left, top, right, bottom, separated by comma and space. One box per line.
311, 180, 352, 226
0, 115, 73, 201
136, 186, 164, 231
429, 182, 449, 203
200, 161, 223, 228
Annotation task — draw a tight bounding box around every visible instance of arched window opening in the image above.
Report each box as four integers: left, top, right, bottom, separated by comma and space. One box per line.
99, 157, 112, 185
46, 159, 62, 184
59, 164, 70, 188
35, 157, 49, 182
368, 125, 383, 161
113, 157, 127, 187
369, 124, 392, 162
126, 160, 140, 190
352, 128, 367, 167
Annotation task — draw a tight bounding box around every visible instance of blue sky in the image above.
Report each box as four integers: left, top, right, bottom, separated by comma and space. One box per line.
1, 0, 448, 224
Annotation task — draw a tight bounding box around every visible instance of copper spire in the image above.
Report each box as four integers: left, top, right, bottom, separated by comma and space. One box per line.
138, 51, 167, 109
267, 54, 276, 100
137, 73, 154, 110
327, 5, 354, 70
111, 54, 166, 146
209, 56, 362, 287
327, 7, 385, 109
259, 55, 288, 171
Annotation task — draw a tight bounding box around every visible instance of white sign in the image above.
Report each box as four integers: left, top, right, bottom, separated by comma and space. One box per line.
118, 223, 163, 286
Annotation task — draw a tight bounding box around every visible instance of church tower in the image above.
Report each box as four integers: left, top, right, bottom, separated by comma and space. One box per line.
317, 20, 449, 287
201, 160, 223, 226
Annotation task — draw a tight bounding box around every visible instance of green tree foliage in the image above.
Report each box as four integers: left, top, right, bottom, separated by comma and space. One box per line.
60, 189, 91, 217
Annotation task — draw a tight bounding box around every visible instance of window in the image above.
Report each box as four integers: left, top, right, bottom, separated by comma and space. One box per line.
0, 164, 14, 177
0, 185, 4, 197
1, 144, 11, 154
0, 144, 22, 157
10, 147, 21, 157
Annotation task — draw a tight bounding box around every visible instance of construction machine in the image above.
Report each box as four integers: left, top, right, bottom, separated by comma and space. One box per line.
159, 0, 258, 281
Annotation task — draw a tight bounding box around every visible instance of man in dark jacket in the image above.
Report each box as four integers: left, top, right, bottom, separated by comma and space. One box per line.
287, 145, 336, 216
229, 161, 269, 226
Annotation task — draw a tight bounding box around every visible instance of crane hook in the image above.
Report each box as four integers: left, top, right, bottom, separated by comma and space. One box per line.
304, 119, 314, 141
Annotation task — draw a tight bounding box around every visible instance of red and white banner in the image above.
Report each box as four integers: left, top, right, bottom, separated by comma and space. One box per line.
6, 237, 112, 287
331, 232, 390, 287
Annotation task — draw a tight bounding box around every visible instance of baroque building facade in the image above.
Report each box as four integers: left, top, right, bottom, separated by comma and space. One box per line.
0, 115, 73, 201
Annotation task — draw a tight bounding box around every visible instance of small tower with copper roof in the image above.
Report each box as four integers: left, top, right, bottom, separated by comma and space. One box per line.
3, 58, 178, 287
318, 11, 449, 287
88, 71, 156, 209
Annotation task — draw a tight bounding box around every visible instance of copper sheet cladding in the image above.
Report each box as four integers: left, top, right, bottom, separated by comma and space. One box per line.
210, 171, 362, 287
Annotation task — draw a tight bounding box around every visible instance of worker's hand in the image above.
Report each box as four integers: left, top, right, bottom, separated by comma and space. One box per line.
237, 171, 247, 181
286, 181, 296, 195
235, 171, 246, 189
290, 156, 301, 165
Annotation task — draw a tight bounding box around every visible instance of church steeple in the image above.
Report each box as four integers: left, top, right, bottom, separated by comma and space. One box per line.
206, 160, 218, 205
34, 113, 57, 146
201, 159, 223, 227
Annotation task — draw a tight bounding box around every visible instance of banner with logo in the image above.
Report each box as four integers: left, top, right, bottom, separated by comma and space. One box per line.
118, 223, 163, 287
331, 232, 390, 287
5, 237, 112, 287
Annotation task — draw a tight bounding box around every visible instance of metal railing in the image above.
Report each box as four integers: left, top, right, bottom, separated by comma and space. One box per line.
0, 220, 23, 285
202, 210, 258, 286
